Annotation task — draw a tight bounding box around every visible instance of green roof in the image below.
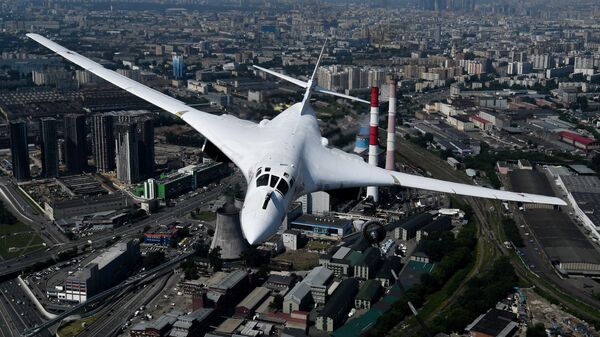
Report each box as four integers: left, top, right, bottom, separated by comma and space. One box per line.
347, 250, 362, 266
356, 280, 382, 301
405, 260, 436, 272
331, 308, 384, 337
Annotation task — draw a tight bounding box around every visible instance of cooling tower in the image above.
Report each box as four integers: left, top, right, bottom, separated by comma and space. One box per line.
210, 202, 248, 260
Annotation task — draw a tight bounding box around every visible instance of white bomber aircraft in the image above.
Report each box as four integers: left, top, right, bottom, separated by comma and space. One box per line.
27, 34, 566, 244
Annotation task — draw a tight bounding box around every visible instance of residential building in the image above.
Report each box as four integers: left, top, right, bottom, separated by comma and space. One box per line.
64, 114, 87, 174
9, 120, 30, 181
39, 117, 58, 178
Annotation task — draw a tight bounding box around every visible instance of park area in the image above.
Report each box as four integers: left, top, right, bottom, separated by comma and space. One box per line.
0, 202, 45, 260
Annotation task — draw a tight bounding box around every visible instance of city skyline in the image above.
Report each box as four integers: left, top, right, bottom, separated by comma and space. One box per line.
0, 1, 599, 337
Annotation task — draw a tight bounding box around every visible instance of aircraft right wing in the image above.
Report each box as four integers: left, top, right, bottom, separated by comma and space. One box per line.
27, 33, 260, 180
305, 146, 567, 206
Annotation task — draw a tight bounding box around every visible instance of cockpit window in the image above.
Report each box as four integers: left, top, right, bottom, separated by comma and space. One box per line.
269, 175, 279, 188
256, 174, 269, 187
277, 179, 289, 195
289, 178, 295, 188
256, 167, 262, 175
264, 167, 271, 172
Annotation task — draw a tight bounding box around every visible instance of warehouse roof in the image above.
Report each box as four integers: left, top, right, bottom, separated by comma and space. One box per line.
319, 278, 359, 318
559, 131, 596, 145
236, 287, 270, 310
355, 280, 382, 301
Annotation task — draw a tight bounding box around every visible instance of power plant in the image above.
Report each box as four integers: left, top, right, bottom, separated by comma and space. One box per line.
366, 86, 380, 203
386, 79, 397, 171
210, 202, 249, 260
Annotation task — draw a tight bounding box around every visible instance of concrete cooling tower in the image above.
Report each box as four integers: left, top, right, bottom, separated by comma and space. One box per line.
210, 202, 249, 260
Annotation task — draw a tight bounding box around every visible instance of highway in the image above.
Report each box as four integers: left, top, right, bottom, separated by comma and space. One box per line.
79, 272, 172, 337
0, 177, 66, 247
0, 172, 244, 279
0, 279, 51, 337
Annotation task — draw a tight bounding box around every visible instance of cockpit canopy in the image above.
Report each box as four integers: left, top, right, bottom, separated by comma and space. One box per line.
255, 167, 294, 196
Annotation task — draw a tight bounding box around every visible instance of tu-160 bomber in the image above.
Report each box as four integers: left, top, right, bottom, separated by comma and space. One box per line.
27, 34, 566, 245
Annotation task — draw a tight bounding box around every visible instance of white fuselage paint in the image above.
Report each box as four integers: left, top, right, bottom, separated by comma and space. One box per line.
240, 102, 323, 244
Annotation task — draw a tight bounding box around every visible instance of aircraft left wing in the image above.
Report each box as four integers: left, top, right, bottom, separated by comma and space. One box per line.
306, 146, 567, 206
27, 33, 259, 180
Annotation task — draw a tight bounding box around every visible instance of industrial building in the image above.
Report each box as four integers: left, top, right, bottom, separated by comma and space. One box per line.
353, 247, 382, 279
508, 169, 557, 210
393, 213, 434, 240
234, 287, 271, 318
465, 309, 518, 337
210, 202, 248, 260
354, 280, 383, 310
144, 162, 228, 200
283, 266, 333, 313
316, 278, 359, 332
52, 239, 140, 303
416, 216, 452, 241
58, 174, 108, 196
144, 226, 178, 246
559, 131, 599, 151
557, 174, 600, 230
44, 193, 131, 221
510, 169, 600, 276
523, 209, 600, 276
319, 246, 362, 278
290, 214, 353, 240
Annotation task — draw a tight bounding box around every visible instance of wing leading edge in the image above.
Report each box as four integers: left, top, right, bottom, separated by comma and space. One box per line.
27, 33, 258, 179
307, 146, 567, 206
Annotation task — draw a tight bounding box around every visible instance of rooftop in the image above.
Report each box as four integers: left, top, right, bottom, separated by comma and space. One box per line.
319, 278, 359, 318
211, 270, 247, 291
465, 309, 518, 337
237, 287, 270, 310
303, 266, 333, 286
291, 214, 352, 229
355, 279, 382, 301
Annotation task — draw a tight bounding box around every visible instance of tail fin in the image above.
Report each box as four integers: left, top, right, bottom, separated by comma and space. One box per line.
252, 39, 369, 105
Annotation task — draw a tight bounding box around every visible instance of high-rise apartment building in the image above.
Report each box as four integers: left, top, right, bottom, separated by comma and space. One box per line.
9, 120, 30, 181
91, 114, 115, 172
173, 55, 185, 79
115, 122, 139, 184
64, 114, 87, 174
39, 117, 58, 178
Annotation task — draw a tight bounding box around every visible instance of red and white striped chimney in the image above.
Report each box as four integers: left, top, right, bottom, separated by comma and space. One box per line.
385, 79, 397, 171
367, 86, 379, 203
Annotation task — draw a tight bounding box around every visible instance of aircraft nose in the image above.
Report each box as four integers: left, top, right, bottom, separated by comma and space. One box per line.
240, 188, 283, 245
240, 208, 273, 245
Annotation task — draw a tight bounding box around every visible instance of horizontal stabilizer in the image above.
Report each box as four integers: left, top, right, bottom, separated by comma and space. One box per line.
314, 86, 370, 104
253, 65, 308, 88
253, 65, 369, 104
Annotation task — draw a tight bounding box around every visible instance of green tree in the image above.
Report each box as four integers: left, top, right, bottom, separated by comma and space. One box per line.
269, 294, 284, 311
143, 251, 165, 270
526, 323, 547, 337
194, 242, 210, 258
208, 247, 223, 271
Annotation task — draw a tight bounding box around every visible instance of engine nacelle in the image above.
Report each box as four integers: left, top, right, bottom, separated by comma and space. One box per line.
362, 221, 386, 245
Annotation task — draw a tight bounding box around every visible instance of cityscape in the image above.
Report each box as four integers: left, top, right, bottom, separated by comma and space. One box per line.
0, 1, 600, 337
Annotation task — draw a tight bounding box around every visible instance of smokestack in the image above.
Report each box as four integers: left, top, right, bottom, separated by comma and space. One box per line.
385, 79, 397, 171
367, 87, 379, 203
